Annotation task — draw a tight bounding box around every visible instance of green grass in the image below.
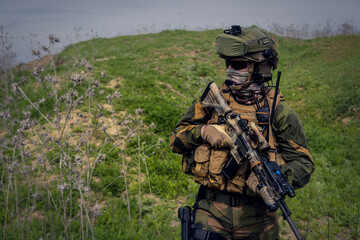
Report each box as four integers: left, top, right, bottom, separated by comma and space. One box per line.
1, 29, 359, 239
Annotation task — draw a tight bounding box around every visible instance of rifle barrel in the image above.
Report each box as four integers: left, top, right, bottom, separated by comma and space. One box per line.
279, 200, 303, 240
270, 71, 281, 125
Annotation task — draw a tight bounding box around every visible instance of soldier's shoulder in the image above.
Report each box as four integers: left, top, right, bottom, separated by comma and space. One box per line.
274, 101, 294, 122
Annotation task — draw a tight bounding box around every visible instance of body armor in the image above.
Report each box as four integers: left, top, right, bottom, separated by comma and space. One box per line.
186, 83, 285, 194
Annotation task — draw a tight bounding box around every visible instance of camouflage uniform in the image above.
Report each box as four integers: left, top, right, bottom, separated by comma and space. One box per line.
195, 195, 279, 239
170, 83, 314, 239
170, 26, 314, 240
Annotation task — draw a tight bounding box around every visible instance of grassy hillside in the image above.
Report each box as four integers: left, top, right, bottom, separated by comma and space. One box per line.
0, 29, 359, 239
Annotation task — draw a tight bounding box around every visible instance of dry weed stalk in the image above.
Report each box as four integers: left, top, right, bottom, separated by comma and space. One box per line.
0, 32, 161, 240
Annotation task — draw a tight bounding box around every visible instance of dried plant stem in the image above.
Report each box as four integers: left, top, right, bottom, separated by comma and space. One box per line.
86, 75, 92, 188
142, 154, 160, 235
3, 172, 12, 240
80, 203, 84, 240
13, 172, 21, 239
355, 206, 359, 240
89, 139, 107, 184
55, 108, 71, 240
16, 85, 54, 127
138, 136, 142, 224
97, 174, 124, 196
47, 189, 65, 226
58, 103, 77, 142
57, 131, 69, 240
121, 151, 131, 224
78, 187, 95, 240
85, 74, 93, 238
47, 188, 55, 239
11, 143, 19, 239
68, 178, 73, 237
30, 128, 60, 186
109, 105, 134, 224
1, 35, 161, 238
42, 39, 59, 103
19, 147, 33, 239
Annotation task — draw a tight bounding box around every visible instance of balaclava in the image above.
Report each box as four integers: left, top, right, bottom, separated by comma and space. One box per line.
226, 63, 264, 105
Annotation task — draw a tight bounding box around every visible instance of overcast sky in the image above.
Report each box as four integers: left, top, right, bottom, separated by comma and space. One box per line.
1, 0, 359, 64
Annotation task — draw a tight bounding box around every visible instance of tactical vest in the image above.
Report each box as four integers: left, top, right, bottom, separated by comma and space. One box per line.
182, 83, 285, 194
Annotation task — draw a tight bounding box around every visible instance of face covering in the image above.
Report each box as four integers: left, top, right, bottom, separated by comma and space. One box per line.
226, 68, 264, 105
226, 68, 249, 84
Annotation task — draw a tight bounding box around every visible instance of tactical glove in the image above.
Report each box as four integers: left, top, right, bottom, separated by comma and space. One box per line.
200, 124, 233, 148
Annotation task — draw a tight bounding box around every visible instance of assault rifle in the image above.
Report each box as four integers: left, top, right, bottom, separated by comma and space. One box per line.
200, 79, 304, 240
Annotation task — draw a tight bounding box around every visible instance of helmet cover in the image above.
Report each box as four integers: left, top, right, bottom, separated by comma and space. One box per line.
215, 26, 279, 69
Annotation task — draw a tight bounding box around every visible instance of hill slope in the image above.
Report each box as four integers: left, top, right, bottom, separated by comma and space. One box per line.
1, 29, 359, 239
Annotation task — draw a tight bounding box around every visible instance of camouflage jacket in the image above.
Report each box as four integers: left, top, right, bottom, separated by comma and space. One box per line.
170, 83, 314, 190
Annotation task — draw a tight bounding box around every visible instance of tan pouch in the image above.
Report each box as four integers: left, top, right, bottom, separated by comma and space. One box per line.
181, 152, 195, 175
227, 175, 246, 193
209, 148, 229, 174
208, 174, 225, 191
193, 144, 211, 185
208, 148, 229, 190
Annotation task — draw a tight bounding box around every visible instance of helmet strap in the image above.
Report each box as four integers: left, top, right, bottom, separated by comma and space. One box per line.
246, 62, 255, 83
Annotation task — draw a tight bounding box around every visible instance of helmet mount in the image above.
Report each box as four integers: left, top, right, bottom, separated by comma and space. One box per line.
224, 25, 242, 36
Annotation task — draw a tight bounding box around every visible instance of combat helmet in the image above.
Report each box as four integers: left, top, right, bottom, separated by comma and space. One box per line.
215, 25, 279, 82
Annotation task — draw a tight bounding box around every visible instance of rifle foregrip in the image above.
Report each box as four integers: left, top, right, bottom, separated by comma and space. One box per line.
259, 186, 278, 212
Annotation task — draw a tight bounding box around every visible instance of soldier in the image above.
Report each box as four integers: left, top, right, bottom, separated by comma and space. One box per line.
170, 25, 314, 240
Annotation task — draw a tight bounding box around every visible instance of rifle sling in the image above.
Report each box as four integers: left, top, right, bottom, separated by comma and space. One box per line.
266, 90, 282, 162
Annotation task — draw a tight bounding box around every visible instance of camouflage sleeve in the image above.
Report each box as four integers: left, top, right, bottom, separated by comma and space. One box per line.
272, 101, 315, 190
170, 97, 212, 154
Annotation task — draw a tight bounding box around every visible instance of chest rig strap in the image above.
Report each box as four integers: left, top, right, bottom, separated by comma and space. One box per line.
265, 88, 283, 162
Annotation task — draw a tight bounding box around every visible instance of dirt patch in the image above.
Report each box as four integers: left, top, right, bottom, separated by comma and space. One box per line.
154, 66, 166, 74
31, 174, 58, 187
96, 56, 115, 62
143, 193, 163, 207
173, 49, 200, 59
98, 116, 122, 136
60, 109, 87, 126
158, 82, 186, 98
108, 77, 124, 89
19, 55, 56, 71
158, 54, 169, 59
102, 104, 113, 111
20, 210, 45, 221
342, 117, 351, 125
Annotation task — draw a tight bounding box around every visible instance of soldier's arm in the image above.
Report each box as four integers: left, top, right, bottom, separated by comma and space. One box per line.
170, 98, 212, 154
272, 101, 315, 190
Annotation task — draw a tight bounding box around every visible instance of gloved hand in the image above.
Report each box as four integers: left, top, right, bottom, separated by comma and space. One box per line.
200, 124, 233, 148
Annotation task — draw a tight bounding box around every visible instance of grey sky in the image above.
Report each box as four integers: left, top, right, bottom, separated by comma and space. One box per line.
1, 0, 359, 64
